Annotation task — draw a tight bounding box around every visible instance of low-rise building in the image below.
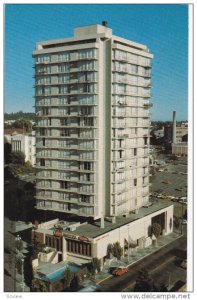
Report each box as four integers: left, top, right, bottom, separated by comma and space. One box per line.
32, 202, 173, 266
172, 142, 188, 157
11, 131, 36, 166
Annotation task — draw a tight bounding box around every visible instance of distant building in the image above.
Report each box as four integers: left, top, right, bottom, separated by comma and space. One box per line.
172, 142, 187, 156
164, 125, 173, 143
164, 123, 188, 143
154, 127, 164, 139
170, 111, 188, 156
11, 131, 36, 165
4, 128, 26, 143
176, 124, 188, 142
4, 120, 16, 125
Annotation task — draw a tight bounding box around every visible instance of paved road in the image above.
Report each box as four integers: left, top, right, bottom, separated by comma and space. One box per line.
100, 229, 187, 292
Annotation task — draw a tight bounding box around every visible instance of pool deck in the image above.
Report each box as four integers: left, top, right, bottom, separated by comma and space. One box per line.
36, 261, 68, 276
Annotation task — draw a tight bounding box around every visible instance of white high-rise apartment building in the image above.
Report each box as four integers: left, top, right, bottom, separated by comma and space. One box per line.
33, 23, 153, 220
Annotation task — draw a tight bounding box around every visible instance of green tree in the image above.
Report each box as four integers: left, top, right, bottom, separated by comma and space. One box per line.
15, 239, 23, 252
107, 243, 113, 258
64, 269, 74, 289
4, 138, 11, 164
134, 269, 157, 292
12, 118, 32, 132
112, 241, 123, 260
159, 284, 168, 292
91, 257, 101, 274
9, 151, 25, 165
70, 274, 81, 291
173, 216, 180, 230
151, 223, 162, 239
31, 278, 49, 292
15, 257, 22, 274
169, 218, 173, 230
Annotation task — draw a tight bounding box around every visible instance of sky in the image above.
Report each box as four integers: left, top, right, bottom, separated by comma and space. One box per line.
4, 4, 188, 121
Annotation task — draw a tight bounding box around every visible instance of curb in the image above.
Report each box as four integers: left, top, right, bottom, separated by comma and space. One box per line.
95, 233, 183, 285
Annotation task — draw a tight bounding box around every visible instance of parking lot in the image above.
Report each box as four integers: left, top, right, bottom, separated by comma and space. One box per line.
150, 157, 187, 198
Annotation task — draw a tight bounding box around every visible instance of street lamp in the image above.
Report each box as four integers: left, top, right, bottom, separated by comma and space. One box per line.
167, 272, 171, 289
15, 234, 25, 292
21, 258, 25, 292
127, 225, 130, 263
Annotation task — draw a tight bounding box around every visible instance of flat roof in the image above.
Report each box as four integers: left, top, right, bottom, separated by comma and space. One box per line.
65, 202, 172, 239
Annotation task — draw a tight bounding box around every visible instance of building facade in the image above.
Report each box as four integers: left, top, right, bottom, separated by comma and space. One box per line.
172, 142, 188, 156
164, 123, 188, 143
33, 23, 153, 220
33, 202, 173, 266
11, 131, 36, 166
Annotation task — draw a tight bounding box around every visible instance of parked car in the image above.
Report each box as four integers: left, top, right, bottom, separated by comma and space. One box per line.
179, 197, 187, 205
156, 194, 164, 199
180, 259, 187, 269
182, 219, 187, 225
112, 266, 128, 276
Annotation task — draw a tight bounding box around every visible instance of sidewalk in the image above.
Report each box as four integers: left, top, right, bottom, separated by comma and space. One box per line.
94, 231, 182, 284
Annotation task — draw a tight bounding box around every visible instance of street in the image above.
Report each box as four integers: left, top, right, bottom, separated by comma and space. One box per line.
100, 227, 187, 292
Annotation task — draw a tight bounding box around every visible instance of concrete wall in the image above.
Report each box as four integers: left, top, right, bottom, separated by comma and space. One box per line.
11, 133, 36, 165
93, 205, 173, 259
172, 143, 188, 156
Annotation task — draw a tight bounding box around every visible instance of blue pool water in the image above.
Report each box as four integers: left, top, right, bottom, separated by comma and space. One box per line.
42, 264, 79, 283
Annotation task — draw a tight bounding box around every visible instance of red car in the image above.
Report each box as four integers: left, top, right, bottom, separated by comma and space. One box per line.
112, 267, 128, 276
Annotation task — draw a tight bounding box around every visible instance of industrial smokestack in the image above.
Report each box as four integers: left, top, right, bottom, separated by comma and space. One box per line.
172, 111, 176, 143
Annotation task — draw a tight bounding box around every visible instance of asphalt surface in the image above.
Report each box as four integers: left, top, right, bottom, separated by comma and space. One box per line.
150, 158, 187, 198
100, 228, 187, 292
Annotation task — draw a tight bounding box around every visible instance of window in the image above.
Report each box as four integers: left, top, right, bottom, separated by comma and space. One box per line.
80, 106, 91, 115
59, 97, 69, 105
58, 52, 70, 62
58, 64, 69, 73
134, 178, 137, 187
86, 173, 90, 181
60, 128, 70, 136
59, 86, 68, 94
36, 65, 51, 74
81, 195, 90, 203
144, 137, 148, 145
134, 148, 137, 156
59, 74, 69, 83
58, 161, 70, 169
60, 181, 68, 189
40, 159, 45, 166
36, 55, 51, 63
84, 162, 91, 170
78, 49, 97, 59
84, 117, 94, 126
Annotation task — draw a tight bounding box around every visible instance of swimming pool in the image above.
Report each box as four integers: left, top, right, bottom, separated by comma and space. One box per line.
41, 264, 79, 283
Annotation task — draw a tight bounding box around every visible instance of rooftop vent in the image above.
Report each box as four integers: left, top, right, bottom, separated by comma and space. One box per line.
102, 21, 108, 27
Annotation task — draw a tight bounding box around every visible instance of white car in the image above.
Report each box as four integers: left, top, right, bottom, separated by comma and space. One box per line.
182, 219, 187, 225
179, 197, 187, 205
